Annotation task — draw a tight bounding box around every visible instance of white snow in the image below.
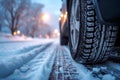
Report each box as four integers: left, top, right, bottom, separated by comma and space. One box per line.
92, 68, 100, 73
0, 32, 32, 42
0, 45, 56, 80
0, 32, 58, 43
0, 33, 57, 79
0, 45, 44, 78
0, 32, 58, 56
102, 74, 115, 80
100, 67, 107, 71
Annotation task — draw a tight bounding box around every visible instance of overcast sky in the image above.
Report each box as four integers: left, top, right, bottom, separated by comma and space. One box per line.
32, 0, 62, 29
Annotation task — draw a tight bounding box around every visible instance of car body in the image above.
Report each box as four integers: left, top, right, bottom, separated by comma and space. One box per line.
93, 0, 120, 25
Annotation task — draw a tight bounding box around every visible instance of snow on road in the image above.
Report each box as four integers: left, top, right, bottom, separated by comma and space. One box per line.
0, 38, 56, 77
0, 32, 32, 42
0, 39, 56, 56
49, 46, 98, 80
0, 38, 57, 79
0, 38, 120, 80
1, 44, 56, 80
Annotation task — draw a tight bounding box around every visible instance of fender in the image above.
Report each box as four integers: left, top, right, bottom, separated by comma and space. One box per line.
93, 0, 120, 25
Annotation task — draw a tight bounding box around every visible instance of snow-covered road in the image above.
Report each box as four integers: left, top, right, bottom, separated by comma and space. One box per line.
0, 39, 120, 80
49, 46, 97, 80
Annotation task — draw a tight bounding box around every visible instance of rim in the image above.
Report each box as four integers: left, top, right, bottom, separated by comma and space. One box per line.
70, 0, 80, 52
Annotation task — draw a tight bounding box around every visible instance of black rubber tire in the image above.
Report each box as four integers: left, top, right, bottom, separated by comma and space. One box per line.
60, 35, 68, 45
60, 25, 69, 45
69, 0, 118, 63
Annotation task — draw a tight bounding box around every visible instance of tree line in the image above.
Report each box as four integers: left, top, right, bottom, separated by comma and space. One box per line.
0, 0, 52, 38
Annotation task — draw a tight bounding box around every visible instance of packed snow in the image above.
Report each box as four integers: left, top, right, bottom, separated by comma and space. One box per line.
0, 46, 42, 78
0, 32, 57, 56
0, 45, 56, 80
102, 74, 115, 80
0, 33, 57, 80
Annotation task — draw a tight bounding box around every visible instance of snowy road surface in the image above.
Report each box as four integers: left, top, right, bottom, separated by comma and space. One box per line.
0, 39, 120, 80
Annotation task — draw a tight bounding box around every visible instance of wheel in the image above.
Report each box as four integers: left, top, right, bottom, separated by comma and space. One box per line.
69, 0, 118, 63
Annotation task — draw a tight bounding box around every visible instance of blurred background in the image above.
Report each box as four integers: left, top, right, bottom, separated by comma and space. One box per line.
0, 0, 62, 39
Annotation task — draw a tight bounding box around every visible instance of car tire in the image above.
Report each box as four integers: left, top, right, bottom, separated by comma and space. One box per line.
69, 0, 118, 63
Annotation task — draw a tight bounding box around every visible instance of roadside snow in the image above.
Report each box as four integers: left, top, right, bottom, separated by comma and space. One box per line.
1, 45, 56, 80
0, 33, 57, 79
0, 42, 41, 56
0, 45, 45, 78
0, 32, 32, 42
0, 32, 59, 43
0, 34, 57, 56
102, 74, 115, 80
92, 68, 100, 73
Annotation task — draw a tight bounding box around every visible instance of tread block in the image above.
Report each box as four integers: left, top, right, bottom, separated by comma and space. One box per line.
86, 0, 93, 5
83, 49, 91, 53
86, 33, 94, 38
85, 39, 93, 43
86, 26, 94, 32
112, 26, 118, 31
87, 16, 95, 22
87, 5, 94, 10
87, 22, 95, 27
85, 44, 92, 48
87, 11, 95, 16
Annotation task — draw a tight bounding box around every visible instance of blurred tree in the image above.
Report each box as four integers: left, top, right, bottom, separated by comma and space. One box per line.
0, 0, 30, 35
37, 23, 53, 38
0, 9, 3, 31
0, 1, 4, 32
21, 3, 44, 37
0, 0, 52, 38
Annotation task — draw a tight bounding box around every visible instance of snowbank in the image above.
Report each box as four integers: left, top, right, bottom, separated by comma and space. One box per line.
102, 74, 115, 80
0, 32, 32, 42
0, 32, 59, 42
1, 45, 55, 80
0, 45, 45, 78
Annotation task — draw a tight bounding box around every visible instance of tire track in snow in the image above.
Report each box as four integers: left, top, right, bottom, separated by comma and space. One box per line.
1, 43, 56, 80
49, 46, 97, 80
0, 43, 51, 78
0, 41, 52, 56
